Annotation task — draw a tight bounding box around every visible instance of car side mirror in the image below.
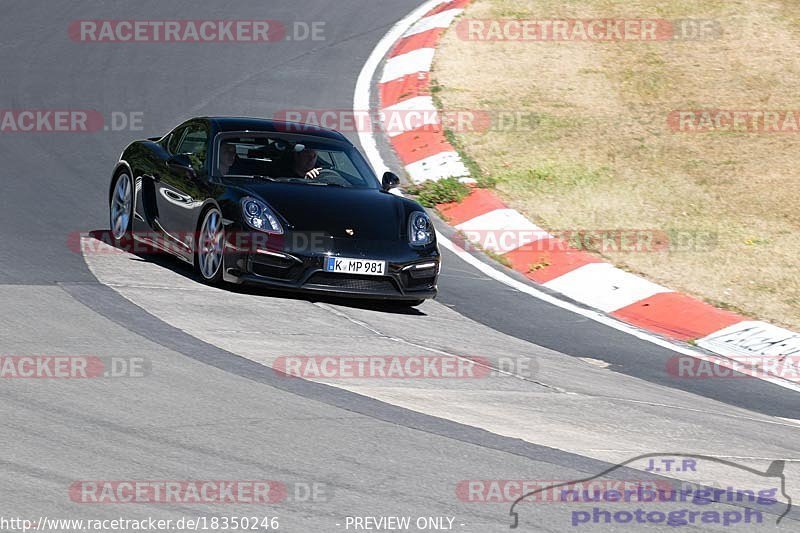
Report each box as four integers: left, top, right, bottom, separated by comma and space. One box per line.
382, 171, 401, 191
167, 154, 196, 178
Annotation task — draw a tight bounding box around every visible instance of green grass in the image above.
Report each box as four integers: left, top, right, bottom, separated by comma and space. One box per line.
484, 248, 513, 268
499, 161, 610, 193
406, 177, 471, 207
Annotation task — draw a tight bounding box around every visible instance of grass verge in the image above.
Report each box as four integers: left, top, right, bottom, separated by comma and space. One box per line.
434, 0, 800, 330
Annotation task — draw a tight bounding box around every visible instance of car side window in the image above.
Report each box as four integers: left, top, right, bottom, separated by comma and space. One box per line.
176, 124, 209, 173
167, 127, 187, 154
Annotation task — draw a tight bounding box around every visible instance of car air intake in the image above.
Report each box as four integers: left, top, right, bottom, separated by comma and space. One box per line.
305, 272, 399, 293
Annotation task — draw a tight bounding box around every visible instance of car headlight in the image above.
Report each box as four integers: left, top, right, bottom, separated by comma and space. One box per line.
408, 211, 433, 246
241, 196, 283, 234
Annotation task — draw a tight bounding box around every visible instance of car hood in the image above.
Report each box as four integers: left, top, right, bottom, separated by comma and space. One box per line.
229, 181, 409, 240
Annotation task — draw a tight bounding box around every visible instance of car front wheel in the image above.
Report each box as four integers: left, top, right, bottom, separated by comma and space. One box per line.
196, 207, 225, 285
110, 172, 133, 247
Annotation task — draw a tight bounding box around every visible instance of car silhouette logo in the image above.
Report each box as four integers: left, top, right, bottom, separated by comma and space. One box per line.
508, 452, 792, 529
345, 228, 355, 236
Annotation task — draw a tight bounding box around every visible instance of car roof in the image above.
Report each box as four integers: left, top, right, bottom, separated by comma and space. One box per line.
204, 116, 350, 143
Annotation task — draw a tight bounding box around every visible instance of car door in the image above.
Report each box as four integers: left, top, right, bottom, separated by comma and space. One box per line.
154, 121, 210, 260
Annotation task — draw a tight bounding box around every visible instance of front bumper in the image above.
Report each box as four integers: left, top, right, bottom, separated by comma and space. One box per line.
221, 230, 439, 301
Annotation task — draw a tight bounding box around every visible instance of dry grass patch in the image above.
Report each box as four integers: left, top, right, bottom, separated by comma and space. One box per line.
435, 0, 800, 330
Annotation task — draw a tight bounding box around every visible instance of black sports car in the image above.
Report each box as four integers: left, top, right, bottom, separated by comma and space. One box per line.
108, 117, 440, 305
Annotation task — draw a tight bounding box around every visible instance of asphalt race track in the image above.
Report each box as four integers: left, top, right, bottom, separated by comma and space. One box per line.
0, 1, 798, 532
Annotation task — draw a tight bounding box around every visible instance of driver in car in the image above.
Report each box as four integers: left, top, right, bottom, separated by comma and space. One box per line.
291, 147, 350, 187
219, 142, 242, 176
292, 146, 323, 179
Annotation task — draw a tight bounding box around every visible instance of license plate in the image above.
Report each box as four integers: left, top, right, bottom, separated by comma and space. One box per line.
324, 257, 386, 276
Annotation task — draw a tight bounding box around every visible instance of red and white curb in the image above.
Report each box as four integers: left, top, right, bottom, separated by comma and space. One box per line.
436, 188, 800, 356
378, 0, 471, 183
358, 0, 800, 388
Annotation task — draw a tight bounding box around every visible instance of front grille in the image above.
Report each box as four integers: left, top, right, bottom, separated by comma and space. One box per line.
305, 272, 399, 293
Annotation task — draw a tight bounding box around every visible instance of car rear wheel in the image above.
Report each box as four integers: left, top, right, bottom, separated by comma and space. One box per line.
196, 207, 225, 285
110, 172, 133, 246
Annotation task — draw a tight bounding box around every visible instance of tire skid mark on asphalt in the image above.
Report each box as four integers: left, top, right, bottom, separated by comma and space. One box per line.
314, 300, 567, 392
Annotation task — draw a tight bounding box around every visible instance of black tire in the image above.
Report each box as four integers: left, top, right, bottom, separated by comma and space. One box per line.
109, 172, 134, 249
195, 207, 225, 285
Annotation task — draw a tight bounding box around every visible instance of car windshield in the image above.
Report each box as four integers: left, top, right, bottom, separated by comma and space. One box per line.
214, 134, 378, 189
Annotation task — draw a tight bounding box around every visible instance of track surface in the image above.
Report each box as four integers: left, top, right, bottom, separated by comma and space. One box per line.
1, 1, 798, 532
